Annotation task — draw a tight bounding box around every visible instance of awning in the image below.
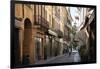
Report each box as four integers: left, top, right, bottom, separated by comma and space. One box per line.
48, 29, 58, 37
81, 11, 95, 30
88, 11, 95, 24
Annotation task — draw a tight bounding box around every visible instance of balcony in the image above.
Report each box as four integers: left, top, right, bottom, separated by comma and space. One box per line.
34, 15, 49, 29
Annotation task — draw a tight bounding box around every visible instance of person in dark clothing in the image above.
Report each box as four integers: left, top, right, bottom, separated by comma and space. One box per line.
68, 48, 72, 56
22, 55, 30, 65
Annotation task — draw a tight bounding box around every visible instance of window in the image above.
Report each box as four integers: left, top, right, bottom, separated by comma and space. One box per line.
49, 15, 51, 24
52, 18, 55, 29
38, 5, 42, 24
36, 5, 39, 23
45, 10, 47, 20
42, 5, 45, 18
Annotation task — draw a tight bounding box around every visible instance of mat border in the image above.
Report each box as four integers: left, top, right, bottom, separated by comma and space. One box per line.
10, 1, 97, 68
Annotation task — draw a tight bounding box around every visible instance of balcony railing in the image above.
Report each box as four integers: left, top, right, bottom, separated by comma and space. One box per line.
34, 15, 49, 29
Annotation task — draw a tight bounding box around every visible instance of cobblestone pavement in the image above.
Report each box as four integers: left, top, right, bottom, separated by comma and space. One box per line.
34, 51, 81, 65
45, 51, 81, 64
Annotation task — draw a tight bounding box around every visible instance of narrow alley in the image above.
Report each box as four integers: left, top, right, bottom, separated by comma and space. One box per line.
34, 50, 81, 64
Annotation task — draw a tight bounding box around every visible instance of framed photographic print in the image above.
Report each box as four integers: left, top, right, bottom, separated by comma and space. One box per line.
11, 1, 96, 68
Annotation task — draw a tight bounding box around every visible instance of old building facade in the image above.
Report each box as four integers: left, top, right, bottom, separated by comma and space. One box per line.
14, 4, 73, 66
15, 4, 49, 65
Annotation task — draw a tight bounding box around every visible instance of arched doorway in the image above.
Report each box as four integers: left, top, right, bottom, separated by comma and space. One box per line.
22, 18, 32, 64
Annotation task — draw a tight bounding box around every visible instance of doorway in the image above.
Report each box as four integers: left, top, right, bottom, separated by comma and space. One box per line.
34, 37, 43, 62
22, 18, 32, 64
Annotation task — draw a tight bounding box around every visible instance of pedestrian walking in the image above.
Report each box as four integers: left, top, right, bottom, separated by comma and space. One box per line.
69, 48, 72, 56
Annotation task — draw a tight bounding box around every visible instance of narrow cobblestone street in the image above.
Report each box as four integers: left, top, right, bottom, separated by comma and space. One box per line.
12, 3, 96, 68
45, 51, 81, 64
34, 50, 81, 65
